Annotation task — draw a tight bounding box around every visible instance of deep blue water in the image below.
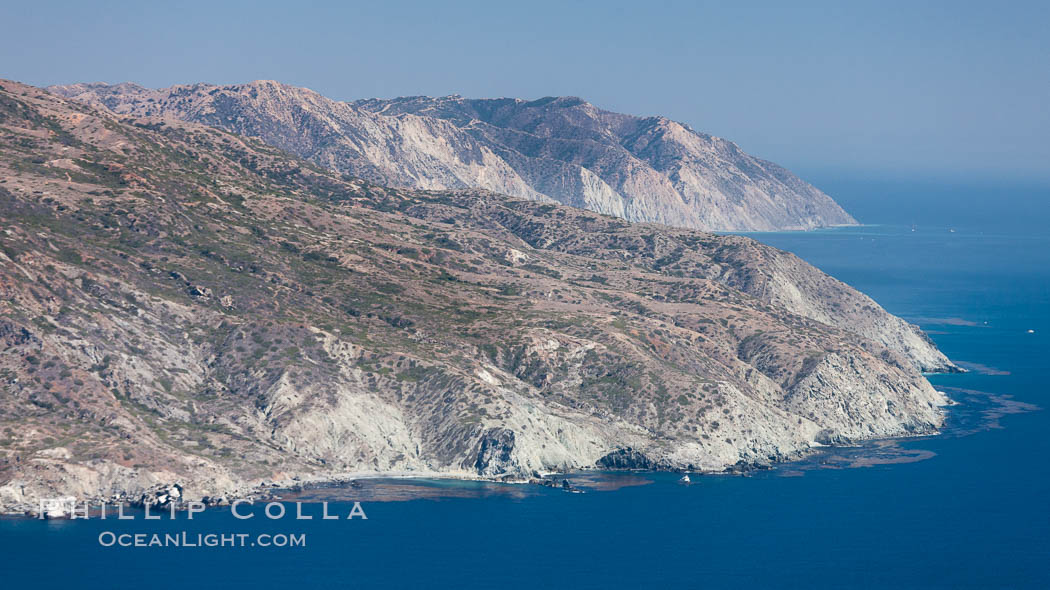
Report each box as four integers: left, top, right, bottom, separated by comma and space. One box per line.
3, 178, 1049, 588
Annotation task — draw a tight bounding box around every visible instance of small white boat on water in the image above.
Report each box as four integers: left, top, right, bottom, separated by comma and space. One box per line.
679, 474, 691, 484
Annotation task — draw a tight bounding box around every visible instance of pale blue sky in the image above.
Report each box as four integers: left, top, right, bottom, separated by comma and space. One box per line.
3, 0, 1047, 181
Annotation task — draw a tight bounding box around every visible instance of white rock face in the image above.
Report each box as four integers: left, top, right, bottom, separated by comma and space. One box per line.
50, 81, 857, 232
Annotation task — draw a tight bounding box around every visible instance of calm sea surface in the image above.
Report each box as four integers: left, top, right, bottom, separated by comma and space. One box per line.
3, 178, 1048, 588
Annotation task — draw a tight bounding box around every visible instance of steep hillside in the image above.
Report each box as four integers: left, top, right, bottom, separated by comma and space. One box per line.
51, 81, 857, 231
1, 80, 944, 512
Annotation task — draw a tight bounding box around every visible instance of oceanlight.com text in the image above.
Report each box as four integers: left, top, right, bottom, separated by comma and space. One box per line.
98, 531, 307, 548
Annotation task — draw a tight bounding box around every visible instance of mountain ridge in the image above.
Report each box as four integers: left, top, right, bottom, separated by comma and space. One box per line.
49, 80, 858, 232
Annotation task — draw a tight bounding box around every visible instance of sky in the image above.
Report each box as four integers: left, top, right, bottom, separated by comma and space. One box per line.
2, 0, 1048, 182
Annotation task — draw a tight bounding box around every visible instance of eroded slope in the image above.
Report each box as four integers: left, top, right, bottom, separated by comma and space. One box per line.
0, 81, 944, 511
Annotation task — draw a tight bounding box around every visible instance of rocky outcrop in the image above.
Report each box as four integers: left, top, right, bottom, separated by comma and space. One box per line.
473, 429, 517, 476
50, 81, 856, 232
596, 448, 658, 470
0, 80, 944, 513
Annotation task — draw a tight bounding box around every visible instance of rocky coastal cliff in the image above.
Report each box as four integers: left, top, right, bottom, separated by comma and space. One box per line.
50, 81, 857, 232
0, 80, 948, 513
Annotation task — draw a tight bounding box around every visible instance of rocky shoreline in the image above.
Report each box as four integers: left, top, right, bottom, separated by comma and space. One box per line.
4, 419, 951, 519
16, 378, 1023, 520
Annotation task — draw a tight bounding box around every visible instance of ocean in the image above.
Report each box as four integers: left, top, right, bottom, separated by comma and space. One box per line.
3, 176, 1048, 588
